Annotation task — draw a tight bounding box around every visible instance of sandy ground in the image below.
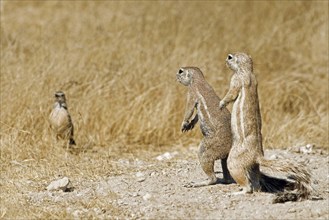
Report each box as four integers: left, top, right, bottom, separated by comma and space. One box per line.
8, 145, 325, 220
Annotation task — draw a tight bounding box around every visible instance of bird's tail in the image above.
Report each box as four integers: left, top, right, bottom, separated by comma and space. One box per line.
258, 157, 312, 203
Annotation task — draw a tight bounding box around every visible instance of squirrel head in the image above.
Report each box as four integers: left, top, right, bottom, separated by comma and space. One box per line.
226, 53, 253, 73
176, 67, 204, 86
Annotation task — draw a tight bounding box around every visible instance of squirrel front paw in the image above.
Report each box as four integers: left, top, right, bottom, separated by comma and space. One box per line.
181, 121, 192, 132
219, 100, 226, 109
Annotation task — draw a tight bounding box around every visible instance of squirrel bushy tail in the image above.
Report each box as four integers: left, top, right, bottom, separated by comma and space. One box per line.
258, 158, 312, 203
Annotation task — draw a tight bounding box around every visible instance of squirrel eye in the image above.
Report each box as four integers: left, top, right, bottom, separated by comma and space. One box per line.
179, 69, 184, 74
227, 54, 233, 60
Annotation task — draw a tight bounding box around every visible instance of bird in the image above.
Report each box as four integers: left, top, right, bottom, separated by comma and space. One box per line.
49, 91, 76, 148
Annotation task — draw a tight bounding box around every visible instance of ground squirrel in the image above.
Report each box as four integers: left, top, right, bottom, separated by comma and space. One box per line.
177, 67, 233, 187
219, 52, 312, 202
49, 91, 76, 148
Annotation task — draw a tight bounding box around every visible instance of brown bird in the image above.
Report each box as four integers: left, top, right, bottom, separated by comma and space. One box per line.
49, 91, 76, 148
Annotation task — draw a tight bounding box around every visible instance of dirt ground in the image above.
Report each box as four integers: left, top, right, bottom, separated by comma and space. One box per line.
6, 145, 327, 220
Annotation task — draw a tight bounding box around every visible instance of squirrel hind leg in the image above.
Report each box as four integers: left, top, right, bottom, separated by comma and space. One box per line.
221, 157, 235, 184
246, 164, 262, 192
183, 177, 218, 188
230, 169, 258, 195
231, 184, 254, 195
184, 152, 218, 188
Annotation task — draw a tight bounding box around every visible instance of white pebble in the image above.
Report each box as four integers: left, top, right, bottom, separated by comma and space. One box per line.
143, 193, 152, 201
46, 177, 71, 192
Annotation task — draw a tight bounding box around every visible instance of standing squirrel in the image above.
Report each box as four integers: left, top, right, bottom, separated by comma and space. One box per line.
177, 67, 233, 187
219, 52, 312, 203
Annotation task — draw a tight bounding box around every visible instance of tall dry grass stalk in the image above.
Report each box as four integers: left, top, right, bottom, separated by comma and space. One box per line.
1, 1, 328, 160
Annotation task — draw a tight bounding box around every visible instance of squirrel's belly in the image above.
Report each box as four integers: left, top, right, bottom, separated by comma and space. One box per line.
231, 93, 242, 143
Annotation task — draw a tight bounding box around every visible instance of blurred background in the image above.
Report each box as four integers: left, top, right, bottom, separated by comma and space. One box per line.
1, 1, 328, 160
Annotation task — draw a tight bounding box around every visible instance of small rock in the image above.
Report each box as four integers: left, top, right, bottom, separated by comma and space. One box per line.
117, 199, 124, 205
135, 172, 146, 182
136, 172, 144, 177
156, 151, 179, 161
143, 193, 152, 201
288, 208, 296, 213
299, 144, 314, 154
150, 172, 157, 176
134, 159, 144, 166
269, 154, 278, 160
131, 192, 139, 197
118, 159, 130, 165
46, 177, 72, 192
137, 177, 146, 182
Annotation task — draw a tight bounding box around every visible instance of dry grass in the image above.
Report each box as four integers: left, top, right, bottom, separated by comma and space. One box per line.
0, 1, 328, 219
